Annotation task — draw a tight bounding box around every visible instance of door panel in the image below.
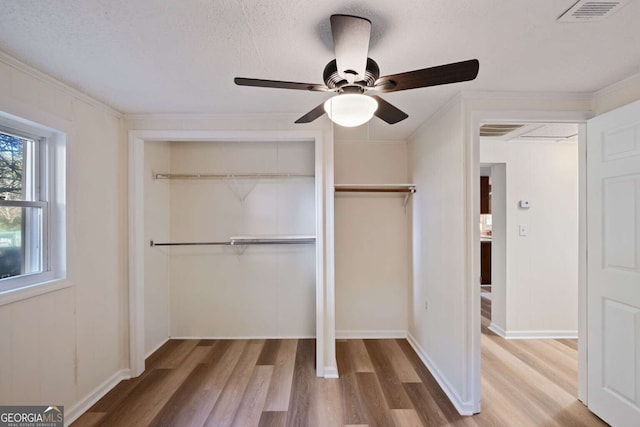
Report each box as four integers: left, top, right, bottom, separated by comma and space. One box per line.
602, 123, 640, 161
602, 298, 640, 404
603, 176, 638, 271
587, 100, 640, 426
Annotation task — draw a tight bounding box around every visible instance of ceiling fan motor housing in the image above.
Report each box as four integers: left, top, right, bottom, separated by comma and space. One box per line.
323, 58, 380, 91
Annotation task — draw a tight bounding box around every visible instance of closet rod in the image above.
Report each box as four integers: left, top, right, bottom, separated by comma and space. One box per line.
335, 187, 415, 193
334, 185, 416, 193
150, 241, 230, 247
150, 237, 316, 247
154, 172, 314, 180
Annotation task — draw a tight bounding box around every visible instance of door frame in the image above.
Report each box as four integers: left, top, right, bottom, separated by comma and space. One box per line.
467, 109, 591, 411
127, 129, 336, 378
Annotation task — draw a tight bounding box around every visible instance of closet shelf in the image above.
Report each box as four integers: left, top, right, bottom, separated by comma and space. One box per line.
153, 172, 315, 202
150, 235, 316, 247
153, 172, 314, 180
334, 184, 416, 193
334, 184, 416, 209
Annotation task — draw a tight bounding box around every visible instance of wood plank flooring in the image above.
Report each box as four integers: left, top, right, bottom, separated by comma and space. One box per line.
72, 302, 607, 426
477, 296, 607, 426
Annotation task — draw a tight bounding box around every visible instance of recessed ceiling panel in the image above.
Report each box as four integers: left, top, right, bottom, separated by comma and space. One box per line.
519, 124, 579, 140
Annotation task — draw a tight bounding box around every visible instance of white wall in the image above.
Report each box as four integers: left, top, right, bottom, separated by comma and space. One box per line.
166, 140, 316, 338
334, 141, 410, 337
408, 98, 470, 410
481, 138, 579, 336
0, 52, 126, 418
144, 141, 171, 355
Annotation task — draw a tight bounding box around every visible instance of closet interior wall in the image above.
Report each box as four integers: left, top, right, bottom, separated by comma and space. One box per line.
144, 139, 316, 351
334, 140, 411, 337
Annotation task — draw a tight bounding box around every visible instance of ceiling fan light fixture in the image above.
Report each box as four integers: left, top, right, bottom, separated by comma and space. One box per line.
324, 94, 378, 127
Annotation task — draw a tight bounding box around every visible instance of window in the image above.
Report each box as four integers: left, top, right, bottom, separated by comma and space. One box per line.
0, 119, 64, 296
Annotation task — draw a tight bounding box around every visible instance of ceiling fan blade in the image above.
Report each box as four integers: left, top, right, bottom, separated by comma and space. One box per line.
234, 77, 328, 92
295, 103, 326, 124
375, 59, 479, 93
330, 14, 371, 82
370, 95, 408, 124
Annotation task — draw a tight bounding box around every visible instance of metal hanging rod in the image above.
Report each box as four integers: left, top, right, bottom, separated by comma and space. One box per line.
150, 235, 316, 247
154, 172, 314, 180
334, 184, 417, 210
150, 241, 230, 247
334, 184, 417, 193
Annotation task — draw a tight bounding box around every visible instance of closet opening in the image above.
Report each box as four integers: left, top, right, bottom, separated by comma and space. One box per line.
128, 130, 334, 378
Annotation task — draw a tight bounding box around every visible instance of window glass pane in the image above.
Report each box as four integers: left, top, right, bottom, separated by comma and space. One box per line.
0, 132, 28, 201
0, 206, 43, 280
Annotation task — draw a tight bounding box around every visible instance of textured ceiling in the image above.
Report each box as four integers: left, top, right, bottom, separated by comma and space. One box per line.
0, 0, 639, 140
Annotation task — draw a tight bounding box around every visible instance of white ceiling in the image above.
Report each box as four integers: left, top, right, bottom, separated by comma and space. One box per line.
1, 0, 639, 140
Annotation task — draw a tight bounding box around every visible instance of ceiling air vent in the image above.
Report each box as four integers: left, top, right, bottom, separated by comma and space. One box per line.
558, 0, 631, 22
480, 124, 523, 137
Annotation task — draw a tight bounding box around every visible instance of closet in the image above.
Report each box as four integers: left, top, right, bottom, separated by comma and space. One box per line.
143, 139, 316, 355
333, 141, 415, 337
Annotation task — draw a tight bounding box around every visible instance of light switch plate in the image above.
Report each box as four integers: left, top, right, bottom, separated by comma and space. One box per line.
519, 224, 528, 236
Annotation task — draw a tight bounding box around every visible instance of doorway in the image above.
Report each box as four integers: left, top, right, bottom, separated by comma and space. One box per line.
478, 122, 580, 338
475, 121, 585, 418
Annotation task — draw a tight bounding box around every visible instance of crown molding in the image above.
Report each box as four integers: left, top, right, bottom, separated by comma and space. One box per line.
123, 112, 303, 121
461, 90, 593, 102
593, 70, 640, 99
0, 50, 122, 118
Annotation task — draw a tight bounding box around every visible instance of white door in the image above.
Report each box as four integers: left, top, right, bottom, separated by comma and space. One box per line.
587, 99, 640, 426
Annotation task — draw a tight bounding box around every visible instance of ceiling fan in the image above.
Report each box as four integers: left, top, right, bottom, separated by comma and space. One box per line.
234, 14, 479, 127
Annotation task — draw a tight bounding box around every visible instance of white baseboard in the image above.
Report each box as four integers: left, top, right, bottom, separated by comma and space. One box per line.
323, 366, 339, 379
406, 333, 475, 416
488, 322, 506, 338
146, 337, 170, 359
65, 368, 130, 426
506, 330, 578, 339
335, 330, 407, 339
169, 335, 316, 340
488, 323, 577, 340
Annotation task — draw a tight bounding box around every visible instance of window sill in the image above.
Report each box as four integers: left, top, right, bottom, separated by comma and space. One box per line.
0, 278, 72, 306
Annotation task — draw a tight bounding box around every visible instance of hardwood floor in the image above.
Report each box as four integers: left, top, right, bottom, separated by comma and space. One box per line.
72, 305, 607, 426
477, 295, 607, 427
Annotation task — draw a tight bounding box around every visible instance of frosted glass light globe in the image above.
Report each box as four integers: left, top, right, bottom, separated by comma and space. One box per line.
324, 94, 378, 127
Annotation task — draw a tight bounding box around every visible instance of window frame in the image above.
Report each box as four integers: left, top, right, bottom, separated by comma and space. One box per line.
0, 116, 66, 301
